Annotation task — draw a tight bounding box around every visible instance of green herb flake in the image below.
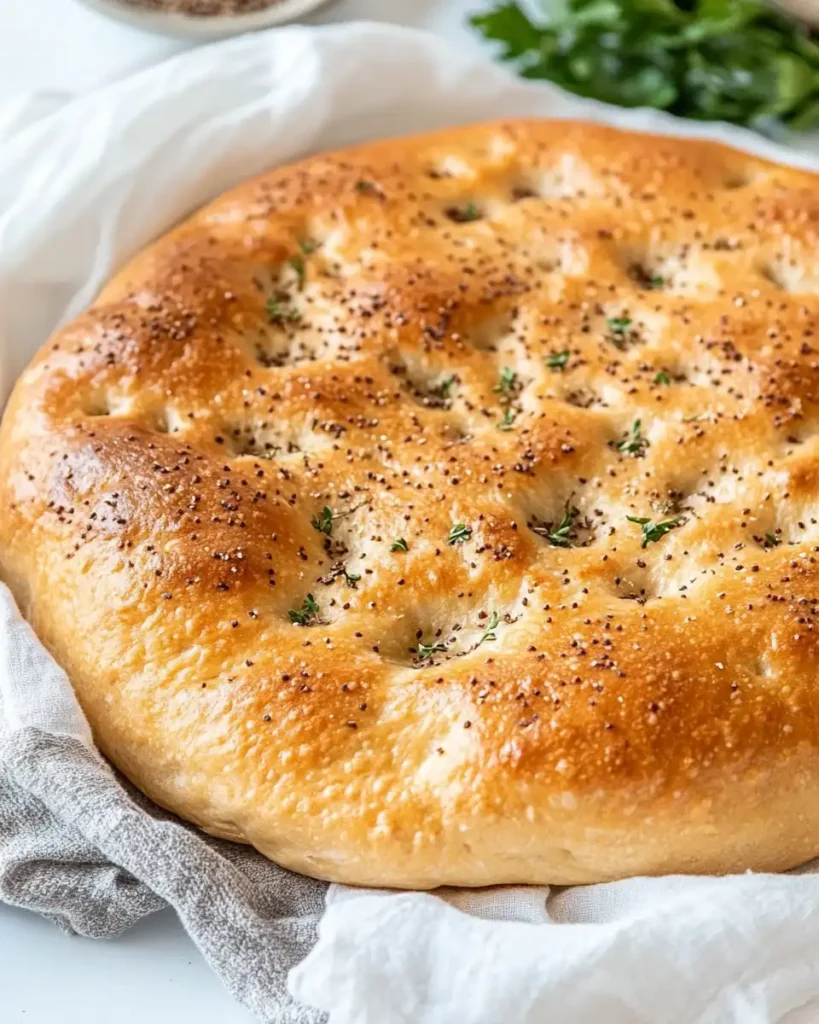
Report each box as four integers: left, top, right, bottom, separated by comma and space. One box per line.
300, 237, 319, 255
318, 561, 361, 588
497, 407, 516, 431
654, 370, 671, 386
478, 611, 500, 646
650, 275, 665, 289
764, 532, 782, 549
447, 523, 472, 545
266, 294, 302, 327
311, 505, 334, 536
606, 316, 632, 348
287, 254, 306, 290
343, 568, 362, 588
627, 515, 683, 549
391, 537, 409, 552
437, 375, 456, 399
289, 593, 321, 626
416, 640, 447, 661
616, 419, 648, 457
546, 349, 570, 371
447, 202, 482, 223
546, 505, 579, 548
493, 367, 518, 398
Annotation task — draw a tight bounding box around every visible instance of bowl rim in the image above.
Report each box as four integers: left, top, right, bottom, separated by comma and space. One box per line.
76, 0, 334, 39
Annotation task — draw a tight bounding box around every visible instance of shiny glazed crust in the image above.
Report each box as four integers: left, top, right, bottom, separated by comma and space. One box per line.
3, 120, 819, 887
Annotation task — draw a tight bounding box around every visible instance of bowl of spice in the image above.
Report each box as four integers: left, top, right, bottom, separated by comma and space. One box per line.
78, 0, 334, 38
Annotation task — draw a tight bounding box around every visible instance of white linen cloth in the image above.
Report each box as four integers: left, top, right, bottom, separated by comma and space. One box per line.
3, 19, 819, 1024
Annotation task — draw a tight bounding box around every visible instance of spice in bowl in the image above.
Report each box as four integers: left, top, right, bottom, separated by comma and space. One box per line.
78, 0, 332, 36
119, 0, 284, 12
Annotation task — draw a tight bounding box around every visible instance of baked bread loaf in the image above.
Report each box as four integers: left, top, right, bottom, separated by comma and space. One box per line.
3, 120, 819, 887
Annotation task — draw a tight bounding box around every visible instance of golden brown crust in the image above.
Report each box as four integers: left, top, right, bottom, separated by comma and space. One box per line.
4, 119, 819, 886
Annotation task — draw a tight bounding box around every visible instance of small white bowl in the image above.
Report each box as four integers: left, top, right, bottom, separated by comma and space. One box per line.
77, 0, 333, 39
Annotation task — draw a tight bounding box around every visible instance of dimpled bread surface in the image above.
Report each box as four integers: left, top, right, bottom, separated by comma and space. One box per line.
3, 120, 819, 886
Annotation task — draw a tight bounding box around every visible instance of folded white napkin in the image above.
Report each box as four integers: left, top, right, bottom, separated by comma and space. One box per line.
3, 20, 819, 1024
293, 875, 819, 1023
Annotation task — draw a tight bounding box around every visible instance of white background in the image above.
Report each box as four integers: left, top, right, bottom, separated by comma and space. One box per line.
0, 2, 477, 1021
2, 0, 483, 102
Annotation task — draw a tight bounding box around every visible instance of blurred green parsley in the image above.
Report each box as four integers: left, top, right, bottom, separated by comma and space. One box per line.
470, 0, 819, 131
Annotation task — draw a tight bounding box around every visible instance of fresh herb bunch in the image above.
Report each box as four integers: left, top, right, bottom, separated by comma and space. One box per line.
470, 0, 819, 131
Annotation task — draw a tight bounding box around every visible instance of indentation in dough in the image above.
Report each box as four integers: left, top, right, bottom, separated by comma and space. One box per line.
82, 390, 135, 419
310, 226, 382, 279
532, 237, 589, 280
146, 407, 187, 435
83, 390, 177, 434
468, 311, 516, 352
684, 461, 744, 510
779, 419, 819, 453
598, 304, 665, 353
388, 353, 456, 410
763, 507, 819, 547
756, 652, 774, 678
561, 387, 611, 411
253, 293, 366, 367
444, 202, 485, 224
611, 562, 655, 604
646, 483, 692, 518
374, 603, 515, 667
150, 409, 170, 434
527, 504, 598, 549
556, 385, 614, 411
762, 250, 819, 294
225, 417, 331, 460
510, 183, 538, 202
438, 416, 473, 445
249, 260, 370, 368
253, 325, 323, 369
163, 408, 188, 435
515, 485, 600, 550
723, 168, 756, 190
427, 154, 474, 180
311, 496, 371, 570
537, 154, 602, 200
228, 424, 293, 459
651, 544, 724, 600
750, 525, 783, 550
673, 352, 730, 390
622, 243, 722, 296
84, 390, 111, 417
485, 132, 517, 162
253, 334, 303, 369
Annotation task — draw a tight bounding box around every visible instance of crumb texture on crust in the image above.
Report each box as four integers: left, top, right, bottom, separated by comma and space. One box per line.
3, 120, 819, 886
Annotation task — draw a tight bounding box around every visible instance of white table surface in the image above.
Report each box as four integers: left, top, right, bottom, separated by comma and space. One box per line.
0, 2, 481, 1021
